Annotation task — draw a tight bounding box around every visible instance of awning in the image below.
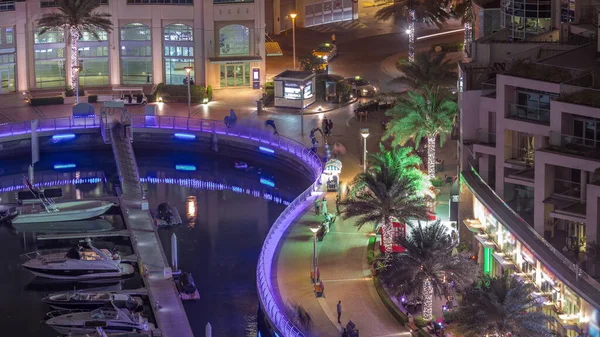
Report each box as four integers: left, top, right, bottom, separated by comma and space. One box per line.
492, 252, 515, 267
208, 56, 262, 64
474, 234, 496, 248
462, 219, 483, 232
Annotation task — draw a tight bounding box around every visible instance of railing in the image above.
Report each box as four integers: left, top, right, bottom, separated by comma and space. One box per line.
504, 145, 534, 166
0, 114, 320, 336
508, 104, 550, 124
475, 128, 496, 145
547, 131, 600, 160
553, 178, 582, 198
126, 0, 193, 4
0, 1, 15, 12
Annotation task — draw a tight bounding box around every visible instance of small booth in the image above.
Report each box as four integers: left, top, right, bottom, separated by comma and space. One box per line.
322, 159, 342, 192
273, 70, 316, 109
380, 220, 407, 253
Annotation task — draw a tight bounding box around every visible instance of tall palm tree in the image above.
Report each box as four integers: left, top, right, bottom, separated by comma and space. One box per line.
454, 275, 555, 337
37, 0, 112, 89
380, 221, 480, 320
396, 51, 455, 89
453, 0, 473, 51
367, 144, 431, 195
341, 163, 430, 252
375, 0, 450, 62
383, 85, 457, 179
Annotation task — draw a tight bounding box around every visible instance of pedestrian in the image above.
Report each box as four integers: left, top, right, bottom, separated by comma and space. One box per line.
190, 77, 195, 86
328, 119, 333, 135
146, 74, 150, 83
335, 194, 341, 215
337, 300, 342, 323
322, 117, 328, 131
321, 197, 328, 216
314, 197, 321, 215
331, 33, 336, 45
183, 77, 188, 85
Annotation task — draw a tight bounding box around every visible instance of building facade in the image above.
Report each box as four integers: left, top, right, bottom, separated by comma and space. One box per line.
458, 27, 600, 336
268, 0, 357, 34
0, 0, 266, 92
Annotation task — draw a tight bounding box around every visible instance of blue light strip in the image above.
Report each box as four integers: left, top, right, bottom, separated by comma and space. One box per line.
174, 133, 196, 140
259, 146, 275, 154
51, 133, 76, 142
175, 164, 196, 171
53, 163, 76, 169
260, 178, 275, 187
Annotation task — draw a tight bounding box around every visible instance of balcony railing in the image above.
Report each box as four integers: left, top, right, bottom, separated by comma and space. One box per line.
126, 0, 193, 4
508, 104, 550, 124
0, 1, 15, 11
475, 128, 496, 145
553, 178, 581, 198
547, 131, 600, 160
505, 146, 534, 166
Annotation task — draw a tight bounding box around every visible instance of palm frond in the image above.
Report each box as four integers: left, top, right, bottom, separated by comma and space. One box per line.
396, 51, 455, 89
37, 0, 113, 35
375, 0, 451, 26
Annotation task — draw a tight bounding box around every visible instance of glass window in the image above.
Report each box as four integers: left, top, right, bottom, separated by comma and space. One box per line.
0, 53, 15, 92
121, 23, 151, 41
121, 45, 151, 57
165, 59, 193, 85
34, 28, 65, 44
219, 25, 250, 56
164, 24, 193, 41
122, 58, 152, 84
78, 58, 109, 86
6, 28, 12, 44
35, 60, 65, 88
80, 30, 108, 41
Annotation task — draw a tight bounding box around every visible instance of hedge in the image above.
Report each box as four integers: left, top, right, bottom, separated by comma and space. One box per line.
153, 83, 211, 103
431, 42, 464, 53
30, 96, 64, 106
88, 95, 98, 103
373, 276, 408, 324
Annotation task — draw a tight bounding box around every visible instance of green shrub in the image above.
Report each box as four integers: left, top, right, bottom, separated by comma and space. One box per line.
157, 84, 206, 103
414, 316, 428, 328
206, 85, 213, 101
432, 42, 464, 52
373, 276, 408, 324
30, 96, 64, 106
430, 176, 444, 187
367, 236, 377, 264
64, 86, 84, 97
87, 95, 98, 103
264, 81, 274, 89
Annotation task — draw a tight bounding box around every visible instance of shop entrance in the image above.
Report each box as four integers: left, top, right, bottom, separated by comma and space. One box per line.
220, 63, 250, 87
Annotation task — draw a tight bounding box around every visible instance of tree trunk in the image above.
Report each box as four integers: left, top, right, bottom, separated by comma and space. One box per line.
408, 10, 415, 63
69, 27, 80, 90
427, 136, 436, 180
382, 218, 392, 254
422, 278, 433, 320
463, 22, 471, 54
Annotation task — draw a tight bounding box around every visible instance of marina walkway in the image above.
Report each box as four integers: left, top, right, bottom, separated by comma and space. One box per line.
110, 122, 194, 337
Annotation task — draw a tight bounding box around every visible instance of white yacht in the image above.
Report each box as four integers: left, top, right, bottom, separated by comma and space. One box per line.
12, 200, 114, 224
42, 291, 143, 311
45, 306, 150, 335
21, 240, 135, 280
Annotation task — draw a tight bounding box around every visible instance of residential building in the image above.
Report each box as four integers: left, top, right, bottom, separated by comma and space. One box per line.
0, 0, 266, 92
458, 20, 600, 337
472, 0, 501, 40
268, 0, 357, 34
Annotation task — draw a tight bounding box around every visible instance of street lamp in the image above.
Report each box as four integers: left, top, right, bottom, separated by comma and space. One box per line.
300, 84, 305, 136
361, 128, 369, 173
184, 66, 193, 118
72, 65, 81, 104
309, 224, 320, 284
290, 13, 297, 70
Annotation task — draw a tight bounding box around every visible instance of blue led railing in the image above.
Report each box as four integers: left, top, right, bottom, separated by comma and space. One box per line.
0, 114, 322, 337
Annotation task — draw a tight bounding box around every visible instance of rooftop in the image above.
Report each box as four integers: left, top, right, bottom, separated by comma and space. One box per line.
504, 60, 576, 83
274, 70, 315, 80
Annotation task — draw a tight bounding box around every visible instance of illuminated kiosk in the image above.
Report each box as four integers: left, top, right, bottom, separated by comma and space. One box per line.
323, 159, 342, 192
273, 70, 316, 109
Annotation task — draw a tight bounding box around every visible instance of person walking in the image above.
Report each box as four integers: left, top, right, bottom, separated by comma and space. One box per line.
314, 197, 321, 215
321, 197, 328, 216
335, 194, 341, 215
337, 300, 342, 323
331, 33, 336, 45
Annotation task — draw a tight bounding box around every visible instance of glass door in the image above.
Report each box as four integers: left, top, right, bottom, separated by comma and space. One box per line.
233, 64, 244, 86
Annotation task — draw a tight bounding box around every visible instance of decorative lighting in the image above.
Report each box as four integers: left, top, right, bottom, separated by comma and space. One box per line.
426, 136, 436, 179
260, 178, 275, 187
408, 10, 416, 62
52, 133, 76, 142
423, 279, 434, 320
158, 97, 163, 102
175, 164, 196, 171
174, 133, 196, 140
259, 146, 275, 154
54, 163, 76, 169
383, 220, 393, 253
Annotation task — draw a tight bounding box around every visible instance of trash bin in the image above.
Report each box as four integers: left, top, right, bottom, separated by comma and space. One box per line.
256, 99, 263, 112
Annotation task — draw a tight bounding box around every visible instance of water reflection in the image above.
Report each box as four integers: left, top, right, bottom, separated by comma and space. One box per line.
186, 196, 197, 229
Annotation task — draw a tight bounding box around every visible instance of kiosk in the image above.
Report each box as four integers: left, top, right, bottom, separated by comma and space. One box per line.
323, 159, 342, 192
273, 71, 316, 108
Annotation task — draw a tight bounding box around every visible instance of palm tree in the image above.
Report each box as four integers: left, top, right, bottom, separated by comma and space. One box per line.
341, 163, 430, 252
383, 85, 457, 179
396, 51, 455, 89
380, 221, 480, 320
453, 0, 473, 51
375, 0, 450, 62
367, 144, 431, 195
454, 275, 555, 337
37, 0, 112, 89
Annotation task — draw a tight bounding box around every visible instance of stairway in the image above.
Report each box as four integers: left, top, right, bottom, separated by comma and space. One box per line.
109, 123, 141, 198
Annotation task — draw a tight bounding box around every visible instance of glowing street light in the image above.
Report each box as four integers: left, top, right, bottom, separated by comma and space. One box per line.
72, 65, 81, 104
300, 84, 305, 136
361, 128, 369, 173
184, 66, 193, 118
407, 10, 416, 62
290, 13, 297, 70
309, 224, 320, 284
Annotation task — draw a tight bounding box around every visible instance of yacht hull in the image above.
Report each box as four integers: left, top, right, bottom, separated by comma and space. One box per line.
23, 263, 134, 280
12, 201, 114, 224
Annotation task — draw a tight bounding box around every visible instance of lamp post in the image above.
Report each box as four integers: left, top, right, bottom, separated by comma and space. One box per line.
361, 128, 369, 173
300, 84, 305, 136
290, 13, 297, 70
72, 65, 81, 104
184, 66, 193, 118
309, 225, 320, 284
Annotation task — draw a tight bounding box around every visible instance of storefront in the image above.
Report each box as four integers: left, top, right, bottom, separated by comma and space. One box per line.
273, 70, 316, 108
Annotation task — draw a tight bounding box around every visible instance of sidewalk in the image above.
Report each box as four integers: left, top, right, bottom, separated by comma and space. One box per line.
275, 192, 410, 336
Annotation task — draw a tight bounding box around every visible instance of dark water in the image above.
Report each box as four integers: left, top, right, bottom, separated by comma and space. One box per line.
0, 148, 308, 337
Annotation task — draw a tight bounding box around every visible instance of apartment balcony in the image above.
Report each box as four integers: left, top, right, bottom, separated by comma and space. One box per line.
543, 179, 586, 221
546, 131, 600, 161
508, 104, 550, 124
504, 145, 534, 169
0, 1, 15, 12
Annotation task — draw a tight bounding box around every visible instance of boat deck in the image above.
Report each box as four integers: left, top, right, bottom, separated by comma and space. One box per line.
109, 122, 194, 337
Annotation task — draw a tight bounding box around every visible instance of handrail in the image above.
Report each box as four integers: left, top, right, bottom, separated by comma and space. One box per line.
0, 114, 320, 337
